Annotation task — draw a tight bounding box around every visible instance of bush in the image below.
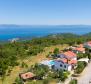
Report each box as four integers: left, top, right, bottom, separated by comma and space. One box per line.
21, 62, 28, 68
53, 48, 59, 55
48, 71, 59, 78
77, 53, 88, 60
69, 79, 77, 84
75, 61, 87, 74
43, 79, 49, 84
58, 70, 68, 81
15, 77, 22, 84
31, 64, 49, 79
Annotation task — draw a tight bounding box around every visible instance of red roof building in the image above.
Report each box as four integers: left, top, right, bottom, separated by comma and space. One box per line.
20, 72, 35, 80
75, 47, 85, 52
63, 51, 76, 59
56, 57, 77, 65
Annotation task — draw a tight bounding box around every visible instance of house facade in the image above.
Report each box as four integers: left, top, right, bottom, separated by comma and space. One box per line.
53, 58, 72, 71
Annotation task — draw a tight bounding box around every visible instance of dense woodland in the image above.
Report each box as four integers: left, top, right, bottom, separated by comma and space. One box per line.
1, 33, 91, 78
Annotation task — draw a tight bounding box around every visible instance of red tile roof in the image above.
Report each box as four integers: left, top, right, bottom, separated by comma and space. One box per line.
56, 58, 77, 64
68, 60, 77, 64
64, 51, 76, 58
20, 72, 35, 80
88, 41, 91, 43
75, 47, 85, 52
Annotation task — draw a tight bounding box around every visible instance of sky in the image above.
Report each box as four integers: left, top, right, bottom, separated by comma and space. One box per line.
0, 0, 91, 25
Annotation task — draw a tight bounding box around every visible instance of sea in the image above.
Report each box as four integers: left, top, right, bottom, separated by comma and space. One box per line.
0, 25, 91, 41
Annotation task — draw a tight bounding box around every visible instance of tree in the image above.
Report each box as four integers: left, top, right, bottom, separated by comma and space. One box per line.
53, 48, 59, 55
32, 64, 49, 79
58, 70, 68, 81
15, 77, 23, 84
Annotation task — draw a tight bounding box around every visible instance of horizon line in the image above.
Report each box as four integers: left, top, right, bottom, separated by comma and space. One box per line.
0, 24, 91, 26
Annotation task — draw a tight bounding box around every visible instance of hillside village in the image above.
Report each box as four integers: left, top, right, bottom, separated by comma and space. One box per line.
16, 41, 91, 84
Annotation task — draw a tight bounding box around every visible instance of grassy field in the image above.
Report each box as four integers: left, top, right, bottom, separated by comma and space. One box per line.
0, 44, 68, 84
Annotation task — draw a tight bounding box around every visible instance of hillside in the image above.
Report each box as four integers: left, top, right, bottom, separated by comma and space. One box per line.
0, 33, 91, 84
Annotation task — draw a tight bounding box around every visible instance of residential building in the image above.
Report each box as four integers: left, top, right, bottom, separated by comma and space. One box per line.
57, 51, 77, 60
54, 51, 77, 71
19, 72, 35, 81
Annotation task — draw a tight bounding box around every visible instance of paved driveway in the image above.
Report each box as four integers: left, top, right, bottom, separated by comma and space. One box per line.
78, 62, 91, 84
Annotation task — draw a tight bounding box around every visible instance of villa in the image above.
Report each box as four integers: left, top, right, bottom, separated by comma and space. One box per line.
53, 51, 77, 71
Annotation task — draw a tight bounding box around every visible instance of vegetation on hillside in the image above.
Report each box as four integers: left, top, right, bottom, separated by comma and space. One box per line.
1, 33, 91, 80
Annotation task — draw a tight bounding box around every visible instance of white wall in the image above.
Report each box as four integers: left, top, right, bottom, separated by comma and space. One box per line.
72, 57, 77, 60
67, 65, 72, 71
54, 61, 72, 71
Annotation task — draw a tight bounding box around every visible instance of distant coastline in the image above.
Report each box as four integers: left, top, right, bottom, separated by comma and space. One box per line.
0, 25, 91, 41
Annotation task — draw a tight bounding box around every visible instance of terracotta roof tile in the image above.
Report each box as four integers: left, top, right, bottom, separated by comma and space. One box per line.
64, 51, 76, 58
76, 47, 85, 52
56, 58, 67, 63
56, 58, 77, 64
68, 60, 77, 64
20, 72, 35, 79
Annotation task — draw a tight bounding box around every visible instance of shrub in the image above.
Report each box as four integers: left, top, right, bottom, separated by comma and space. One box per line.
69, 79, 77, 84
53, 48, 59, 55
31, 64, 49, 79
58, 70, 68, 81
43, 79, 49, 84
75, 61, 87, 74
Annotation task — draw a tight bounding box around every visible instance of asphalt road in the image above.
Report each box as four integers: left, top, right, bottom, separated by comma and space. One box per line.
78, 62, 91, 84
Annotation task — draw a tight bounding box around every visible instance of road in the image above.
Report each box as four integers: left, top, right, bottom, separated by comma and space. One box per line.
78, 62, 91, 84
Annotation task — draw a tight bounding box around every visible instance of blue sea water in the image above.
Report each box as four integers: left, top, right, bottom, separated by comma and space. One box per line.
0, 25, 91, 41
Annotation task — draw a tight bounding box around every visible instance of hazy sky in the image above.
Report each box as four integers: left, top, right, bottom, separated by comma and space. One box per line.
0, 0, 91, 25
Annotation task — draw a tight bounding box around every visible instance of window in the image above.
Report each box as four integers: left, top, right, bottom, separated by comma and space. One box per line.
52, 65, 55, 69
64, 65, 66, 68
60, 64, 63, 67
